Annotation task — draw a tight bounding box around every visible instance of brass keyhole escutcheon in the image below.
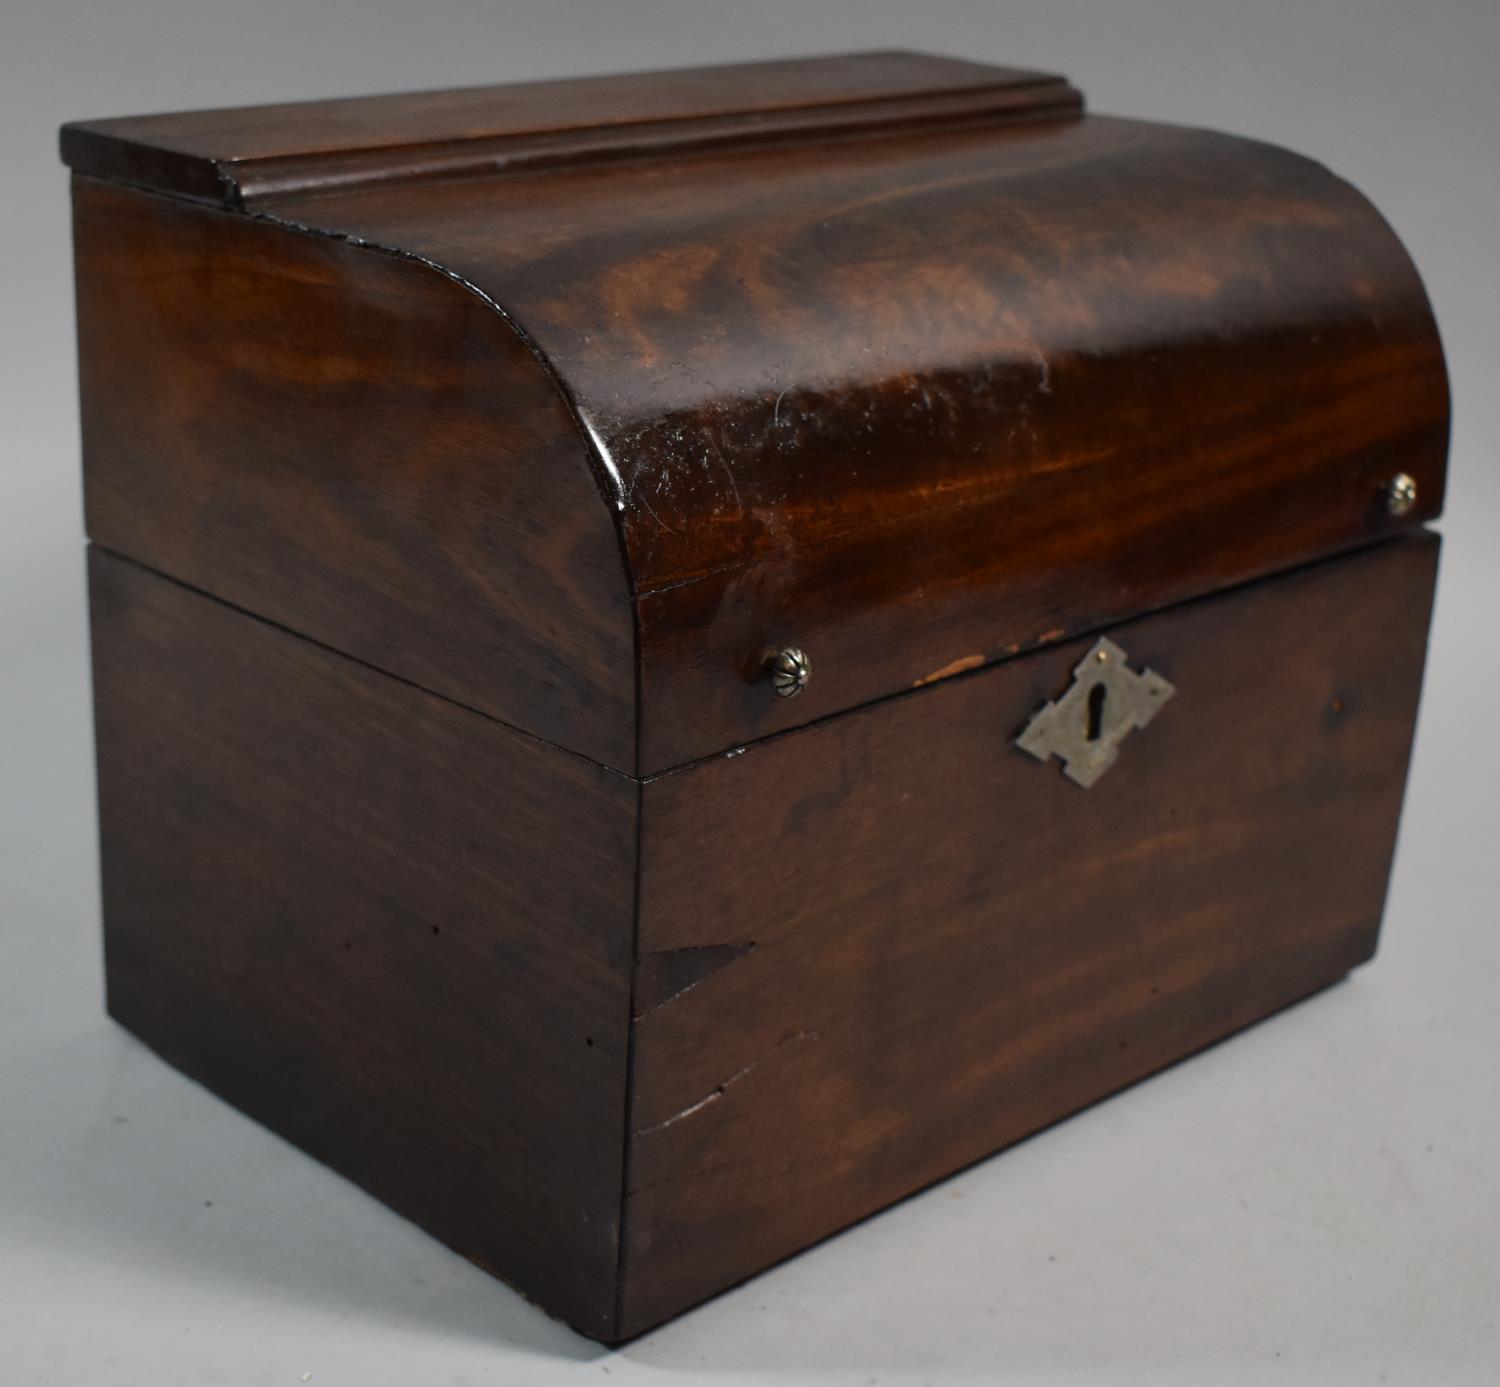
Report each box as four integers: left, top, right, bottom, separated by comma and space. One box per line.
1015, 638, 1174, 788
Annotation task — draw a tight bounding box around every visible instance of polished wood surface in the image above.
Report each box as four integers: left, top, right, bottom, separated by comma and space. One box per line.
278, 113, 1444, 772
66, 56, 1447, 773
61, 52, 1079, 204
72, 178, 636, 769
622, 535, 1438, 1335
87, 534, 1439, 1341
90, 548, 637, 1338
65, 55, 1449, 1343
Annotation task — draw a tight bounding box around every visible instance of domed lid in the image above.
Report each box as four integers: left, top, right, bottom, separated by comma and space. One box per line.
65, 53, 1447, 774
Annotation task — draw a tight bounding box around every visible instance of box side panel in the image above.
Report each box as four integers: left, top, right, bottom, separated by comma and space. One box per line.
72, 178, 635, 771
622, 535, 1438, 1336
90, 549, 636, 1338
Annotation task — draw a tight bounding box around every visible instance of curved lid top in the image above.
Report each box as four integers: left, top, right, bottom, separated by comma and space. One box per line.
64, 54, 1447, 774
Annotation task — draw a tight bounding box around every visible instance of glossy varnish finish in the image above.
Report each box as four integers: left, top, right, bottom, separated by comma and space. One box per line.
65, 53, 1447, 774
89, 549, 637, 1338
86, 532, 1439, 1341
72, 178, 636, 769
265, 115, 1446, 772
64, 53, 1449, 1344
623, 535, 1439, 1334
61, 52, 1079, 203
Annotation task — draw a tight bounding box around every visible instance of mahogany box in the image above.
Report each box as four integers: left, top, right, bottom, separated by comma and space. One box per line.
61, 52, 1447, 1341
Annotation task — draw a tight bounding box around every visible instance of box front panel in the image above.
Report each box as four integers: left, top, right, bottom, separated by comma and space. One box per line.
624, 535, 1438, 1335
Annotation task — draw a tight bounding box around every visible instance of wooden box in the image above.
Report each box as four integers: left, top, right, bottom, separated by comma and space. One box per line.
62, 53, 1447, 1341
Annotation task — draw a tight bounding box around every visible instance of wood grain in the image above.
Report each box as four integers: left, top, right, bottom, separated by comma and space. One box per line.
72, 178, 636, 770
620, 535, 1439, 1335
65, 56, 1449, 1342
60, 52, 1079, 204
90, 548, 637, 1338
260, 112, 1448, 772
64, 57, 1448, 775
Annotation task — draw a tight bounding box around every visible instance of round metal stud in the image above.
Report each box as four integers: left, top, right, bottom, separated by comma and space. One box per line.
766, 646, 811, 698
1386, 472, 1418, 517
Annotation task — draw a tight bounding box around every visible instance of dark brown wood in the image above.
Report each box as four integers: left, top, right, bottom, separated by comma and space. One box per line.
72, 178, 636, 770
273, 113, 1443, 773
64, 56, 1450, 1345
89, 547, 637, 1339
60, 53, 1079, 204
65, 56, 1447, 774
621, 535, 1438, 1336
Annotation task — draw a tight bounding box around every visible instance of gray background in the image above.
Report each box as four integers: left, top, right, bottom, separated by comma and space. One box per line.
3, 1, 1497, 1383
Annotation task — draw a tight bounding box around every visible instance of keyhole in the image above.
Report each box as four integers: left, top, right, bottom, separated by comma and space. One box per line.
1086, 682, 1107, 742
